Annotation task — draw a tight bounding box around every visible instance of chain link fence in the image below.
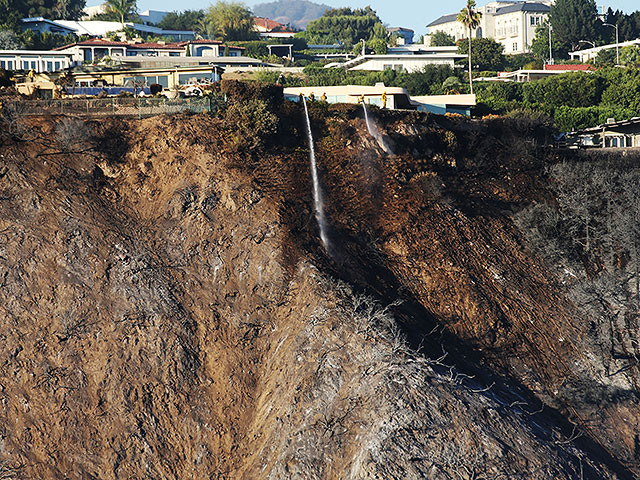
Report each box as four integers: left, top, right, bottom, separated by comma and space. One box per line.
2, 96, 225, 119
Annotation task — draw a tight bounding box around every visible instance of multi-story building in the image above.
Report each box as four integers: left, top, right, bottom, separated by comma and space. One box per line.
427, 1, 551, 55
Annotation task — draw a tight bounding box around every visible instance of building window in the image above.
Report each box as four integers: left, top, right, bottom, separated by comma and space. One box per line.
513, 42, 518, 52
54, 61, 60, 70
46, 61, 53, 71
530, 16, 535, 26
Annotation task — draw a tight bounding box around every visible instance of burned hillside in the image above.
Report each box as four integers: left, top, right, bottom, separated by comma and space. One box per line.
0, 84, 638, 479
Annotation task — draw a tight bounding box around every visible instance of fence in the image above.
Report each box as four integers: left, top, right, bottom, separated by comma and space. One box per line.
2, 97, 224, 119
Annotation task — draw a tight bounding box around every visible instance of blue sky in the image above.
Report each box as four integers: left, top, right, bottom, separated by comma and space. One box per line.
87, 0, 639, 38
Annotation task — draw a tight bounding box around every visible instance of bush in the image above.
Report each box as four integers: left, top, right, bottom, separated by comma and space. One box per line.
553, 105, 636, 132
522, 72, 604, 108
0, 68, 12, 87
223, 98, 279, 150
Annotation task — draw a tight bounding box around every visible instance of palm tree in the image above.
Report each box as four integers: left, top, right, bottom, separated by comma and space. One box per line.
457, 0, 482, 94
106, 0, 137, 30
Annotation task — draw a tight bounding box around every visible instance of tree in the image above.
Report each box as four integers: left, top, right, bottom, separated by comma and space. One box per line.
550, 0, 600, 57
298, 7, 384, 48
205, 1, 256, 41
19, 30, 78, 50
457, 37, 504, 71
443, 76, 462, 94
157, 10, 205, 32
457, 0, 481, 94
619, 45, 640, 66
0, 0, 86, 31
430, 31, 456, 47
106, 0, 137, 29
0, 29, 21, 49
603, 8, 640, 43
530, 20, 563, 62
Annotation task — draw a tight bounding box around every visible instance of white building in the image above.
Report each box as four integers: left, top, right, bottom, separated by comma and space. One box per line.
0, 50, 74, 72
53, 20, 194, 41
569, 38, 640, 62
283, 84, 476, 115
82, 4, 168, 24
54, 39, 245, 63
336, 47, 467, 73
427, 1, 551, 54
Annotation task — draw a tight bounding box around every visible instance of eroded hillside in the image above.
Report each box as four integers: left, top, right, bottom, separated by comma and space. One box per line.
0, 84, 638, 479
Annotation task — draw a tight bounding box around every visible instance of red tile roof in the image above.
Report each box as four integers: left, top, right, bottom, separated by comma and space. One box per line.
543, 64, 595, 71
254, 17, 294, 33
53, 39, 130, 50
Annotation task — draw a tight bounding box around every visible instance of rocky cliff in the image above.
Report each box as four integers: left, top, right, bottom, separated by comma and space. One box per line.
0, 86, 638, 479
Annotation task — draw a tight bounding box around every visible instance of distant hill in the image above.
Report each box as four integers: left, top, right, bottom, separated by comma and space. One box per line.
252, 0, 330, 30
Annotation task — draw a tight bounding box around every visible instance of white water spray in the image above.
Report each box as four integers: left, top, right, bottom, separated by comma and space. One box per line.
362, 101, 393, 155
362, 99, 374, 136
302, 97, 330, 252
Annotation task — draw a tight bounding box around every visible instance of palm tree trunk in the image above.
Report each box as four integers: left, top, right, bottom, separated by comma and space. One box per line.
468, 28, 473, 94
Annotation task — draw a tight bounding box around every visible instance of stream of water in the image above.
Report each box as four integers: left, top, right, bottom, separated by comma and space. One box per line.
362, 102, 393, 155
302, 97, 330, 253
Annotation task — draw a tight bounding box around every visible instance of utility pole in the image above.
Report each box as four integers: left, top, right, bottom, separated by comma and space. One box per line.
548, 23, 553, 64
603, 23, 619, 64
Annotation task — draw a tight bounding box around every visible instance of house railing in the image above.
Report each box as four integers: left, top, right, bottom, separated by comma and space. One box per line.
1, 97, 224, 119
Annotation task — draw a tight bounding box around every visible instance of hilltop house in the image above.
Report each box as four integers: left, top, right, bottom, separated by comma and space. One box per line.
253, 17, 296, 39
0, 50, 74, 72
283, 84, 476, 115
334, 45, 465, 72
53, 39, 244, 64
21, 18, 195, 42
478, 63, 595, 82
569, 38, 640, 62
565, 118, 640, 149
387, 27, 415, 45
427, 0, 551, 54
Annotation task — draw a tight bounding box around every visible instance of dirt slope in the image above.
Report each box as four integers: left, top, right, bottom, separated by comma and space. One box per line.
0, 94, 637, 479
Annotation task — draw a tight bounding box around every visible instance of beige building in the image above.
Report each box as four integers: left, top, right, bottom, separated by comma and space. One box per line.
427, 1, 551, 55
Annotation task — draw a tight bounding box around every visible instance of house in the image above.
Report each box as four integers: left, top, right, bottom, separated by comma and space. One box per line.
0, 50, 74, 72
81, 4, 108, 20
21, 17, 77, 36
138, 10, 169, 25
15, 64, 224, 97
253, 17, 296, 39
387, 27, 414, 45
53, 20, 195, 41
427, 0, 551, 54
565, 118, 640, 149
283, 84, 476, 115
53, 39, 245, 64
477, 64, 594, 82
335, 50, 466, 73
387, 45, 459, 55
569, 38, 640, 63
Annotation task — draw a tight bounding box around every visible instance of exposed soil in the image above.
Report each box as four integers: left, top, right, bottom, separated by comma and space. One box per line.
0, 90, 638, 479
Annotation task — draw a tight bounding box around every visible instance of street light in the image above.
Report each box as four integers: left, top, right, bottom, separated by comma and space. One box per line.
578, 40, 596, 64
548, 23, 553, 65
603, 22, 619, 65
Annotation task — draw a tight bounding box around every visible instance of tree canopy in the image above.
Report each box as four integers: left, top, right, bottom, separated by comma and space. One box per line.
549, 0, 600, 56
430, 31, 456, 47
457, 37, 504, 71
297, 7, 385, 47
0, 0, 86, 31
602, 8, 640, 43
157, 10, 205, 32
205, 1, 256, 41
106, 0, 137, 28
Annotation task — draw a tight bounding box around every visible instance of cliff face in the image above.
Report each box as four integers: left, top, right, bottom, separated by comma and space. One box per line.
0, 93, 638, 479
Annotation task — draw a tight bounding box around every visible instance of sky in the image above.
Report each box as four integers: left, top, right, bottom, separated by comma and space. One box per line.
86, 0, 640, 39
